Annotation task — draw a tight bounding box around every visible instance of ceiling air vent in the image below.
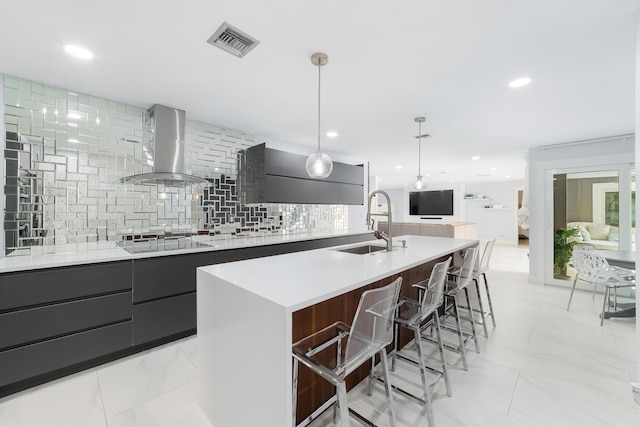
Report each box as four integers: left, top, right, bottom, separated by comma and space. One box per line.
207, 22, 260, 58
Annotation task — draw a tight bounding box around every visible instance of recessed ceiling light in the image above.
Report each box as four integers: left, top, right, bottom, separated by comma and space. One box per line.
491, 167, 498, 171
471, 156, 480, 160
509, 77, 531, 88
64, 44, 93, 60
395, 165, 403, 169
504, 175, 511, 178
326, 131, 338, 138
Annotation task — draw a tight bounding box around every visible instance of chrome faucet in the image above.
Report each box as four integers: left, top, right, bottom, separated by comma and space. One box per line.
367, 190, 393, 251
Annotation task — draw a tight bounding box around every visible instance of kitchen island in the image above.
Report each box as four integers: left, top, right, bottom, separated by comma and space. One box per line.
197, 234, 478, 427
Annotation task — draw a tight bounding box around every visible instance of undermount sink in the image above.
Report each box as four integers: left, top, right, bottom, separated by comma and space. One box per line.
335, 244, 389, 255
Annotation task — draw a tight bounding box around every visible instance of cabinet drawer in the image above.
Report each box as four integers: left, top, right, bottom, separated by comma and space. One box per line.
338, 183, 364, 205
132, 293, 196, 345
265, 148, 307, 178
0, 292, 131, 350
0, 321, 132, 388
132, 252, 215, 303
264, 175, 307, 203
307, 180, 339, 204
0, 261, 132, 312
333, 162, 364, 185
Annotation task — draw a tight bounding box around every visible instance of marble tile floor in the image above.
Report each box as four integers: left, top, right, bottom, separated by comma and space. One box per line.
0, 243, 638, 426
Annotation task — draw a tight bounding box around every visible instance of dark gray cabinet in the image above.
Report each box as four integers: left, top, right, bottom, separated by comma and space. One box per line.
0, 293, 131, 349
0, 261, 132, 311
0, 322, 131, 388
239, 143, 364, 205
307, 180, 339, 204
132, 253, 214, 303
133, 293, 196, 345
0, 261, 133, 394
265, 148, 308, 178
332, 162, 365, 185
0, 233, 375, 398
264, 175, 308, 204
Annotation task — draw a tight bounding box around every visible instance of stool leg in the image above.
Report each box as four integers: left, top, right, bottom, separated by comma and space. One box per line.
367, 355, 375, 396
379, 349, 397, 427
474, 278, 489, 338
336, 381, 351, 427
463, 288, 480, 353
450, 294, 469, 371
292, 358, 299, 427
392, 322, 399, 372
433, 311, 451, 397
482, 273, 496, 327
413, 326, 431, 405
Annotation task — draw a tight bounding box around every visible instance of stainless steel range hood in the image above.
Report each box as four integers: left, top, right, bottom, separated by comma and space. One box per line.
119, 104, 208, 186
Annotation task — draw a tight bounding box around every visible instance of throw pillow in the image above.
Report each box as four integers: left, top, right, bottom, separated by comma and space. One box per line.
587, 224, 610, 240
608, 233, 619, 242
577, 225, 590, 241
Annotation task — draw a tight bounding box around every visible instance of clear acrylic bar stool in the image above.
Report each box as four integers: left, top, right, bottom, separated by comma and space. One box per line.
292, 277, 402, 427
471, 240, 496, 336
439, 246, 479, 370
388, 257, 452, 427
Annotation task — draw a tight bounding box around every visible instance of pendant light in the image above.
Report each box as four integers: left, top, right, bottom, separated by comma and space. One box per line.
413, 117, 429, 190
305, 53, 333, 178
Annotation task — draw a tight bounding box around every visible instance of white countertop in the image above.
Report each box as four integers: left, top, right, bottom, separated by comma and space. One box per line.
198, 234, 478, 312
0, 230, 371, 273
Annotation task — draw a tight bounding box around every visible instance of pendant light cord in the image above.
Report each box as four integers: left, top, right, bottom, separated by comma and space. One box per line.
317, 61, 321, 152
417, 120, 422, 176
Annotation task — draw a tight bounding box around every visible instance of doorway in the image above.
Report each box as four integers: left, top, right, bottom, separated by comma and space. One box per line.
546, 164, 635, 286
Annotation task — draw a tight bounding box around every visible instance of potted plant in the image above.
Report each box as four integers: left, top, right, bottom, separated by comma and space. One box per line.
554, 227, 580, 277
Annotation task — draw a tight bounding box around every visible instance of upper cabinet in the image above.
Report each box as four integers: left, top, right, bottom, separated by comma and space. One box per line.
239, 144, 365, 205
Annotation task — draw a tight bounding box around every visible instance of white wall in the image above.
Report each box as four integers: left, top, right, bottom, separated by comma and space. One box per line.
528, 136, 635, 285
383, 188, 405, 222
465, 180, 523, 242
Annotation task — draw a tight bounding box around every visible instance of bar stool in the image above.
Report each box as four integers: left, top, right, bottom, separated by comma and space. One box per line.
292, 277, 402, 427
440, 246, 479, 370
471, 240, 496, 336
389, 257, 452, 427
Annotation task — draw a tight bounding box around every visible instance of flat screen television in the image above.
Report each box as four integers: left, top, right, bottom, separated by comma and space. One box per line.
409, 190, 454, 216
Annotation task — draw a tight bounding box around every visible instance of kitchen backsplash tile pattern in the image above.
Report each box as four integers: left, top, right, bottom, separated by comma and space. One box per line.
3, 76, 347, 253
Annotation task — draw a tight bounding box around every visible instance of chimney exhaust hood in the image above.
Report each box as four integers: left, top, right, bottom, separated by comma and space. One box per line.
119, 104, 208, 186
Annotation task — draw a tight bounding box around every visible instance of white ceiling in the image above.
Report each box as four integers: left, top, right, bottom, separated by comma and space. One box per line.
0, 1, 637, 189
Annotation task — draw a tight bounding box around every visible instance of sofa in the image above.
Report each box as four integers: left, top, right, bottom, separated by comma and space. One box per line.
566, 221, 634, 250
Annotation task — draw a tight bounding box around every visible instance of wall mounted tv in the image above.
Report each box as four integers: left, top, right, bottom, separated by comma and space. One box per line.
409, 190, 454, 216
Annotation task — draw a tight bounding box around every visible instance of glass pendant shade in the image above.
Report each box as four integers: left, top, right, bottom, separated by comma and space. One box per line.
306, 151, 333, 178
307, 52, 333, 178
413, 116, 427, 190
